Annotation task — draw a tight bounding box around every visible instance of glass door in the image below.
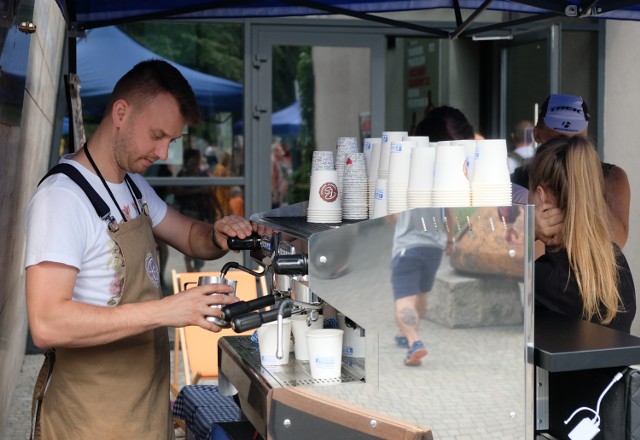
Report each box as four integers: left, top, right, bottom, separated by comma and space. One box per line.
502, 25, 557, 143
245, 24, 385, 216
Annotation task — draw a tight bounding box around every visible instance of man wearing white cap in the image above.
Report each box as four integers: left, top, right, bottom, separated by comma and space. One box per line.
511, 93, 630, 250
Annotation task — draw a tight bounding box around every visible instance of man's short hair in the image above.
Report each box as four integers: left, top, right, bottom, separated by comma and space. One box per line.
106, 59, 200, 126
538, 94, 589, 134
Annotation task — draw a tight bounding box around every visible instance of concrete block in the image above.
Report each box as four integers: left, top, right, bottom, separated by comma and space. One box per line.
426, 262, 523, 328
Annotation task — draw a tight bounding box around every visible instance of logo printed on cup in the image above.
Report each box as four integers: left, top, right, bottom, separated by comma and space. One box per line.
319, 182, 339, 202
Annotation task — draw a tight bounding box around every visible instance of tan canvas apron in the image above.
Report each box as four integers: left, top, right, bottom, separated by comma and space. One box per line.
31, 203, 173, 440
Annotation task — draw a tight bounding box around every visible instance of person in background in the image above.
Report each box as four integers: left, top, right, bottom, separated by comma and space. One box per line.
271, 141, 290, 208
25, 59, 263, 439
228, 186, 245, 217
175, 148, 224, 272
204, 144, 218, 171
507, 120, 534, 173
391, 106, 465, 367
511, 94, 630, 250
212, 151, 232, 215
529, 136, 635, 333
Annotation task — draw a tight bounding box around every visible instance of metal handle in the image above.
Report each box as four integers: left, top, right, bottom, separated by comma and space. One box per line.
183, 281, 196, 291
220, 295, 276, 321
227, 232, 262, 251
220, 261, 266, 278
230, 306, 292, 333
272, 254, 308, 275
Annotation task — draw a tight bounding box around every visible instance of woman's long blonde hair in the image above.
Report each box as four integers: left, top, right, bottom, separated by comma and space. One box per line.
528, 136, 620, 324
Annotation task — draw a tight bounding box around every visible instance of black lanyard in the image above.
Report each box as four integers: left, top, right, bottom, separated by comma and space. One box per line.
84, 143, 141, 221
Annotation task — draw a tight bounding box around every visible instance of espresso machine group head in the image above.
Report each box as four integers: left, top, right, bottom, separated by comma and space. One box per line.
219, 232, 324, 339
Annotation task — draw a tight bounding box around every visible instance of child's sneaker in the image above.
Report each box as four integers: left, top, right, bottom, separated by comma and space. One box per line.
395, 335, 409, 349
405, 340, 428, 366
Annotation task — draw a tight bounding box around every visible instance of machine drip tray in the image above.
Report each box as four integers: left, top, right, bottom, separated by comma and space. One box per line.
222, 336, 365, 388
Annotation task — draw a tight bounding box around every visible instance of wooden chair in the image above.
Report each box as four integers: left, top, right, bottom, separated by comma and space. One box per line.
171, 269, 267, 397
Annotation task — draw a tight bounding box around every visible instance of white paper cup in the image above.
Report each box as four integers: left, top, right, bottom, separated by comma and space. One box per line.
308, 170, 341, 211
363, 137, 381, 180
432, 144, 469, 191
388, 140, 415, 185
378, 131, 408, 178
337, 314, 366, 358
306, 329, 344, 379
408, 146, 436, 191
291, 314, 323, 361
372, 177, 388, 218
471, 139, 510, 186
258, 319, 292, 366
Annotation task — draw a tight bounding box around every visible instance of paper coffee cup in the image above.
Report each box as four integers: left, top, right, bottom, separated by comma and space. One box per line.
257, 320, 292, 366
291, 314, 323, 361
306, 329, 344, 379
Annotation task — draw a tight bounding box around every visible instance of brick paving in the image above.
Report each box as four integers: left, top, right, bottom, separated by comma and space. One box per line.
2, 321, 525, 439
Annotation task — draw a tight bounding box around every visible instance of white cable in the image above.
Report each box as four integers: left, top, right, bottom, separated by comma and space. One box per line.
595, 371, 624, 416
564, 407, 598, 425
564, 370, 625, 428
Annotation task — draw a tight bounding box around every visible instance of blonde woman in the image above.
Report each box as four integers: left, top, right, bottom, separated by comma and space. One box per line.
529, 136, 635, 332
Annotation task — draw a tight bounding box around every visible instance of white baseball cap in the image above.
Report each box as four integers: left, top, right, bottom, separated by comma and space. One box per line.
540, 94, 590, 134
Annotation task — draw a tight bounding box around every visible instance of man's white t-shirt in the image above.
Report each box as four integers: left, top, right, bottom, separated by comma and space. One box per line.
25, 156, 168, 307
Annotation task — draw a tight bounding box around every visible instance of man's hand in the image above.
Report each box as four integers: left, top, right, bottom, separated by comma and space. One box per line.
535, 203, 563, 245
158, 282, 240, 330
212, 215, 271, 252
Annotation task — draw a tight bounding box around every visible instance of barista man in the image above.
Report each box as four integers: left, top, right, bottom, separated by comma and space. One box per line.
25, 60, 264, 439
511, 94, 630, 250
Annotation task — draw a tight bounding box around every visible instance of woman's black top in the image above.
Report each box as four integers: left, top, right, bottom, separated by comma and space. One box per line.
535, 244, 636, 333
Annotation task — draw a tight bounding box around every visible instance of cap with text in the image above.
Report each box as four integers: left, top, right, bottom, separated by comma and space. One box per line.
540, 94, 590, 134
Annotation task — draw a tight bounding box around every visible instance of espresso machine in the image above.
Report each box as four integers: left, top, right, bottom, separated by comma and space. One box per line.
215, 201, 534, 440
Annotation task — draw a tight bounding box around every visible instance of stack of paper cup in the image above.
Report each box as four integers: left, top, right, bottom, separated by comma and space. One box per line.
312, 150, 335, 171
431, 142, 471, 207
407, 145, 436, 208
307, 169, 342, 223
387, 140, 416, 214
378, 131, 407, 179
470, 139, 512, 206
335, 137, 359, 194
341, 152, 369, 220
371, 177, 388, 218
454, 140, 478, 181
365, 138, 383, 218
362, 138, 381, 179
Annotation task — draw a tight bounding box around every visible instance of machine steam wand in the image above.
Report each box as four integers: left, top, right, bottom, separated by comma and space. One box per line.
275, 298, 324, 359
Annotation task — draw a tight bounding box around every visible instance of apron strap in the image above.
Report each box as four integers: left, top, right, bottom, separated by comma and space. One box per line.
30, 349, 56, 440
39, 164, 112, 221
124, 174, 142, 201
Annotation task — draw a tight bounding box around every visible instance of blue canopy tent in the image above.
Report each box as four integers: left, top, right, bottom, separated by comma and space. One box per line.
57, 1, 640, 38
76, 26, 243, 118
234, 100, 302, 136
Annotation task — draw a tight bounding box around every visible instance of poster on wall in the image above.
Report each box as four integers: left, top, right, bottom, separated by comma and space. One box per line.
404, 39, 439, 135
